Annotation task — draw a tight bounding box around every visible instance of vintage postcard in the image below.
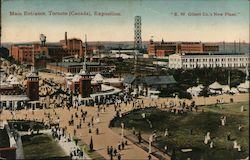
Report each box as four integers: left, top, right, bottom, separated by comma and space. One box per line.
0, 0, 249, 160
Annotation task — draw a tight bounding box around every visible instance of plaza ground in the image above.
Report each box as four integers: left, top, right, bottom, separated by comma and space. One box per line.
0, 93, 249, 160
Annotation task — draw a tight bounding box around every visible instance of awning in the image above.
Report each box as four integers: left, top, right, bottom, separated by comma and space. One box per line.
0, 95, 29, 102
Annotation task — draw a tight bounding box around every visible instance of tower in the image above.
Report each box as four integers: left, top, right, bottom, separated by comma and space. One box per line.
65, 32, 68, 46
40, 34, 46, 46
79, 35, 92, 98
134, 16, 142, 50
26, 67, 39, 101
134, 16, 142, 76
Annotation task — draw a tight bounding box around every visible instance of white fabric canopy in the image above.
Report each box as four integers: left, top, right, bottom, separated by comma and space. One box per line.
237, 80, 249, 92
91, 73, 104, 84
209, 81, 223, 89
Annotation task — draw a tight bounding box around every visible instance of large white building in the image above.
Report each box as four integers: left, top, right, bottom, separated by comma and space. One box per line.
168, 53, 249, 69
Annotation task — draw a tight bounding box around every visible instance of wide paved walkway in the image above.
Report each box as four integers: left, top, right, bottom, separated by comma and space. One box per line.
1, 93, 248, 160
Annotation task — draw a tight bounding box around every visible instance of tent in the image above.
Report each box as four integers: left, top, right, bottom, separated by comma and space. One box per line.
222, 85, 230, 93
91, 73, 104, 84
187, 84, 204, 97
209, 81, 223, 90
230, 87, 239, 94
237, 80, 249, 93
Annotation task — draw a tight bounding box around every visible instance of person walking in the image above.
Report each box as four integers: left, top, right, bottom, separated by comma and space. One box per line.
107, 146, 110, 155
117, 153, 121, 160
96, 128, 99, 135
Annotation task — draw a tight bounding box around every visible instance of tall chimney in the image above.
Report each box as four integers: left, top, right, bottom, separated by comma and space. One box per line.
234, 40, 236, 53
65, 32, 68, 46
239, 39, 241, 52
223, 41, 225, 52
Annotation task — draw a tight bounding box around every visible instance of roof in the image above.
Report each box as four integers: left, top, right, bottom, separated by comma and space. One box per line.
48, 62, 104, 68
123, 75, 136, 84
183, 52, 248, 56
142, 75, 177, 86
209, 81, 223, 89
72, 74, 81, 82
238, 80, 249, 89
92, 73, 104, 83
90, 84, 121, 97
0, 95, 29, 101
123, 75, 177, 86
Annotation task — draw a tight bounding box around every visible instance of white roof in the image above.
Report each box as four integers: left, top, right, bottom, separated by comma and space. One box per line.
187, 84, 204, 93
230, 87, 239, 93
6, 75, 20, 85
72, 74, 81, 82
0, 95, 29, 101
222, 85, 230, 92
148, 90, 160, 94
238, 80, 249, 89
103, 78, 123, 84
209, 81, 223, 89
65, 72, 73, 77
92, 73, 104, 83
90, 84, 121, 97
101, 84, 113, 91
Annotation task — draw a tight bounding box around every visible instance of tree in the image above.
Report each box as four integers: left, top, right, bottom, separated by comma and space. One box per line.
89, 136, 94, 152
171, 148, 176, 160
199, 87, 210, 97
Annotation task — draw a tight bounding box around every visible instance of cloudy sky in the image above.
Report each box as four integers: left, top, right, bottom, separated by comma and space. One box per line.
2, 0, 249, 43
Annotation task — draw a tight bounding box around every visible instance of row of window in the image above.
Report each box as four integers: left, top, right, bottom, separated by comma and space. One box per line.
180, 63, 248, 68
180, 57, 249, 62
22, 51, 46, 54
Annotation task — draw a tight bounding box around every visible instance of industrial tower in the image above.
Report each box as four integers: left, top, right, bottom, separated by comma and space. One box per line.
134, 16, 142, 50
134, 16, 142, 76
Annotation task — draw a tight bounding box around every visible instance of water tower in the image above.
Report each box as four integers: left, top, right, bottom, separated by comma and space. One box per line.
40, 34, 46, 46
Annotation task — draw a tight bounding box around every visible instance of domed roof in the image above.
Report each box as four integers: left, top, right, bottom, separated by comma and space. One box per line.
72, 74, 81, 82
92, 73, 104, 84
6, 75, 19, 84
65, 72, 73, 77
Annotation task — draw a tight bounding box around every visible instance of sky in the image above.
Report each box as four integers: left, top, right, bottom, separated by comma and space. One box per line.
1, 0, 249, 43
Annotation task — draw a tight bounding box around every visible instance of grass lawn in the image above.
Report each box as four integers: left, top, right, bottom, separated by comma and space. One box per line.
112, 102, 249, 160
22, 133, 68, 159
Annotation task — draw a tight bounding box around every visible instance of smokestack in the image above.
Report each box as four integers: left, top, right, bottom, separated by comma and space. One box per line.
239, 39, 241, 52
65, 32, 68, 46
223, 41, 225, 52
234, 40, 236, 53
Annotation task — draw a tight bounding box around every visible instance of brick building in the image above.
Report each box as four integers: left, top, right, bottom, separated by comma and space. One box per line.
10, 44, 49, 66
148, 39, 219, 57
46, 62, 114, 74
9, 32, 101, 68
60, 37, 84, 58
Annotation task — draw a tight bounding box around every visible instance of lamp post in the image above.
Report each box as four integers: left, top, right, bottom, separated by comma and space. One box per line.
121, 122, 124, 142
149, 135, 153, 154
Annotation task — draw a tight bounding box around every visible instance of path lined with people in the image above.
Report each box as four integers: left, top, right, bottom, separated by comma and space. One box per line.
1, 93, 248, 160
